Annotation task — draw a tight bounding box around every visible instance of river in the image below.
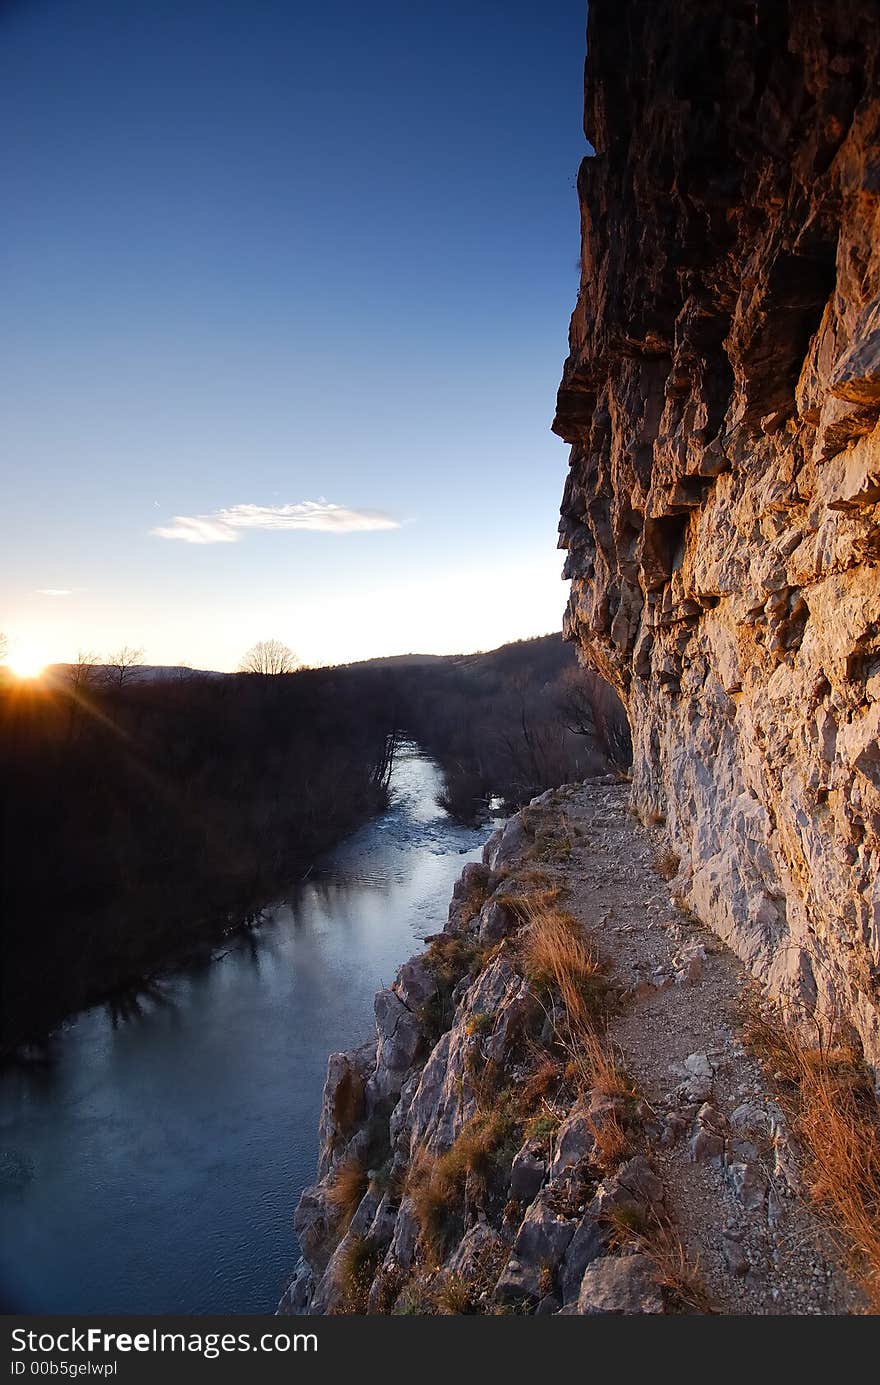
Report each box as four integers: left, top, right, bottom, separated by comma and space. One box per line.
0, 743, 496, 1313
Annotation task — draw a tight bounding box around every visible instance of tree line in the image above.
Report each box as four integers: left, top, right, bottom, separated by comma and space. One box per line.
0, 634, 630, 1051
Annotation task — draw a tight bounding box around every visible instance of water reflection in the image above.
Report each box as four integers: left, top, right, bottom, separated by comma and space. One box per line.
0, 743, 496, 1313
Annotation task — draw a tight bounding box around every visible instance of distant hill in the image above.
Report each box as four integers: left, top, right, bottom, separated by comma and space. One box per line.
46, 663, 224, 684
343, 633, 575, 677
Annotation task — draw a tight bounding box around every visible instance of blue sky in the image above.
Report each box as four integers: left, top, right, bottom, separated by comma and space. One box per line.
1, 0, 587, 671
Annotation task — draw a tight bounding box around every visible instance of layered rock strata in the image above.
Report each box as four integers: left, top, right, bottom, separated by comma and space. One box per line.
553, 0, 880, 1063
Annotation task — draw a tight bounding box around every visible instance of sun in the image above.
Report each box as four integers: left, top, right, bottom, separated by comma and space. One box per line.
6, 648, 48, 680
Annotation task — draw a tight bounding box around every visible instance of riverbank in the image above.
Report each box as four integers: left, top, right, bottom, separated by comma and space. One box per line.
284, 776, 868, 1315
2, 783, 391, 1060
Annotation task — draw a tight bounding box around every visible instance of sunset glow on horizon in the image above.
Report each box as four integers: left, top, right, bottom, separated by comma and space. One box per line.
1, 1, 585, 674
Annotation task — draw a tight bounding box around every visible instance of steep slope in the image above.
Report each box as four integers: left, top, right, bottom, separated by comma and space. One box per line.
553, 0, 880, 1064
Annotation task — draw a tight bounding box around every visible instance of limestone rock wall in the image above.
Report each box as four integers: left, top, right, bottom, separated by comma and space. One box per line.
553, 1, 880, 1063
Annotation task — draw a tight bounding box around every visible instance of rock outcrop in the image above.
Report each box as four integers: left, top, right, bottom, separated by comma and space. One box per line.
280, 788, 679, 1317
554, 0, 880, 1064
281, 781, 860, 1315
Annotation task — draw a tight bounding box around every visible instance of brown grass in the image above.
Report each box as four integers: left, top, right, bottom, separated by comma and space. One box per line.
606, 1207, 713, 1314
565, 1031, 635, 1099
325, 1157, 368, 1232
642, 1226, 714, 1314
334, 1234, 379, 1314
519, 900, 610, 1034
587, 1109, 630, 1171
408, 1110, 517, 1259
520, 1053, 564, 1106
653, 848, 680, 882
434, 1273, 478, 1315
744, 1005, 880, 1311
517, 894, 634, 1108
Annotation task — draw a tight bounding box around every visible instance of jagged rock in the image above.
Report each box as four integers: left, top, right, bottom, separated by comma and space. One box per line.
389, 1073, 420, 1150
549, 1104, 597, 1181
558, 1214, 610, 1305
292, 1187, 333, 1272
690, 1131, 725, 1163
394, 955, 438, 1012
576, 1253, 665, 1315
727, 1161, 768, 1215
315, 1044, 373, 1180
368, 988, 425, 1107
366, 1192, 399, 1253
446, 862, 495, 933
731, 1103, 770, 1138
446, 1222, 506, 1280
484, 815, 531, 872
494, 1188, 577, 1304
553, 0, 880, 1068
721, 1231, 750, 1279
611, 1155, 665, 1213
385, 1196, 419, 1273
509, 1144, 546, 1203
408, 956, 525, 1156
277, 1259, 314, 1316
691, 1100, 729, 1163
684, 1053, 714, 1081
478, 900, 516, 945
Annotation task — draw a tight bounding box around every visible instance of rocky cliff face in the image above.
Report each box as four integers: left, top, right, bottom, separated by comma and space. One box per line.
554, 0, 880, 1065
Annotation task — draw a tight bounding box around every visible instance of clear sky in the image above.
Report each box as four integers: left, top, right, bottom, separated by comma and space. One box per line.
1, 0, 587, 672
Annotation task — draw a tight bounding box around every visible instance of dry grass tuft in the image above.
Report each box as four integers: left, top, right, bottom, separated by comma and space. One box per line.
334, 1234, 379, 1314
643, 1226, 715, 1314
653, 847, 680, 882
520, 1053, 564, 1106
519, 899, 611, 1034
434, 1273, 478, 1315
606, 1208, 713, 1314
408, 1110, 517, 1259
744, 1004, 880, 1311
588, 1109, 630, 1171
325, 1157, 368, 1232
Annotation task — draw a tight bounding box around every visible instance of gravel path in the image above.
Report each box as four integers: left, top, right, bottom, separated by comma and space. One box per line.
532, 778, 861, 1315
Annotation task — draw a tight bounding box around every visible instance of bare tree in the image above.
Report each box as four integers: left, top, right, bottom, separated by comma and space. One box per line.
557, 666, 632, 770
104, 646, 145, 689
70, 649, 101, 691
0, 632, 7, 664
239, 639, 298, 676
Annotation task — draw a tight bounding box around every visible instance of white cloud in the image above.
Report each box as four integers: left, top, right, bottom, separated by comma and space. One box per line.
36, 588, 75, 597
152, 500, 401, 544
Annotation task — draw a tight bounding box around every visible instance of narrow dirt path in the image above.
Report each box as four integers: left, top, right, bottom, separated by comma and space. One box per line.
531, 778, 860, 1315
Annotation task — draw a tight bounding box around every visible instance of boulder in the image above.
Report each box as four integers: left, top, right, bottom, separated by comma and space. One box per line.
576, 1253, 665, 1315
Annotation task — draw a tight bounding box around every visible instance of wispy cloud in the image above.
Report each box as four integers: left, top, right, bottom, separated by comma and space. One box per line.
152, 500, 401, 545
36, 588, 76, 597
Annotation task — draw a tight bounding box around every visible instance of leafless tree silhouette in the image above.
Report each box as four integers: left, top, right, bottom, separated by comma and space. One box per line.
239, 639, 299, 676
104, 646, 145, 689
